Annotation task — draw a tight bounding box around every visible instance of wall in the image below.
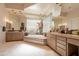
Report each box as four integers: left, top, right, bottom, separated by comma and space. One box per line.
54, 17, 62, 28
0, 4, 6, 44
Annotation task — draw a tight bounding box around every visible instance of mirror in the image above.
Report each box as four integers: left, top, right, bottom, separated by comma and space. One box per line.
5, 10, 26, 31
53, 15, 79, 34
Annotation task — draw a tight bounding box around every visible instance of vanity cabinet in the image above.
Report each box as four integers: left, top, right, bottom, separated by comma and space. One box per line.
47, 33, 67, 55
47, 32, 79, 56
6, 31, 24, 42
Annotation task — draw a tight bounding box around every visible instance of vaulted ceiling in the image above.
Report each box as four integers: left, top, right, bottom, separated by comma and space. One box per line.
60, 3, 79, 17
5, 3, 35, 10
5, 3, 79, 18
24, 3, 61, 17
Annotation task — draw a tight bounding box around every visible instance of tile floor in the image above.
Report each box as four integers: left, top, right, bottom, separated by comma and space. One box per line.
0, 41, 59, 56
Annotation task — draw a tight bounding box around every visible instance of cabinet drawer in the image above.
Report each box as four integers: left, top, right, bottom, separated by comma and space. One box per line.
47, 38, 56, 50
57, 36, 66, 42
57, 46, 66, 56
67, 38, 79, 46
57, 43, 66, 50
57, 39, 66, 46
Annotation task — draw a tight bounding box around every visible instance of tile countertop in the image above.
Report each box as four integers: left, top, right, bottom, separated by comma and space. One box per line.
50, 32, 79, 40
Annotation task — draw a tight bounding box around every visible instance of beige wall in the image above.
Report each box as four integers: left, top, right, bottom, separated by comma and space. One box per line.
0, 4, 6, 44
54, 17, 62, 28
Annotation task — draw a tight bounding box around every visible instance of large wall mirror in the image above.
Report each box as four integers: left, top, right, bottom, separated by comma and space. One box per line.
6, 9, 27, 31
6, 22, 12, 30
53, 16, 79, 34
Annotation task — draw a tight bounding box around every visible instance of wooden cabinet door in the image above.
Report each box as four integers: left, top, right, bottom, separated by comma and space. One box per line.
47, 33, 56, 50
47, 33, 51, 44
50, 37, 56, 50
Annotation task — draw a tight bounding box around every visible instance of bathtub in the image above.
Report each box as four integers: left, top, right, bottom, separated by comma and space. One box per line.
24, 35, 47, 45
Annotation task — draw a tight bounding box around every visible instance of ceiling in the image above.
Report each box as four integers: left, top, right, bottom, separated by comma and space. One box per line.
60, 3, 79, 17
24, 3, 61, 17
5, 3, 35, 10
5, 3, 79, 18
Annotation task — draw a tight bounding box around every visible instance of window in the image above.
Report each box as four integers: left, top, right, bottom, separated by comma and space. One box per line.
27, 19, 41, 34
